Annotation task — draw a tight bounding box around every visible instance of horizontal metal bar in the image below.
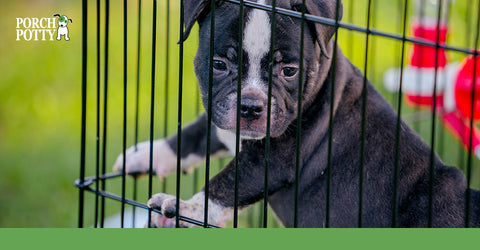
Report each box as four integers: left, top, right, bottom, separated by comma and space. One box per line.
79, 184, 221, 228
223, 0, 477, 55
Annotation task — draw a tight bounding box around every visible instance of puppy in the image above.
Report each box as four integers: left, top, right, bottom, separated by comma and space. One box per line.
113, 0, 480, 227
54, 14, 72, 41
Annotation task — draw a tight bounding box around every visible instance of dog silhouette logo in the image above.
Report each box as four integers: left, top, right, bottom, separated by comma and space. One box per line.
53, 14, 72, 41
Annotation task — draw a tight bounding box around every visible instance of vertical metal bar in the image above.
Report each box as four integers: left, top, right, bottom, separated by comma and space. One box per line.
176, 0, 185, 228
203, 0, 216, 228
121, 0, 128, 228
100, 0, 110, 228
358, 0, 373, 228
234, 0, 245, 228
135, 0, 142, 152
94, 0, 101, 229
347, 0, 354, 59
293, 0, 306, 228
465, 0, 480, 228
264, 0, 277, 228
438, 0, 451, 159
325, 0, 342, 229
460, 0, 473, 173
132, 0, 142, 228
132, 178, 138, 227
428, 0, 443, 228
369, 0, 377, 81
163, 0, 170, 195
413, 0, 426, 132
78, 0, 88, 229
393, 0, 402, 112
392, 0, 409, 228
148, 0, 158, 229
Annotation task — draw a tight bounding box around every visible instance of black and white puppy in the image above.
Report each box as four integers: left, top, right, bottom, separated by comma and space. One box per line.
113, 0, 480, 227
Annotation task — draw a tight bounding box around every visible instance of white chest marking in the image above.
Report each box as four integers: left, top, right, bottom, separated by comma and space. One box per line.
243, 0, 271, 91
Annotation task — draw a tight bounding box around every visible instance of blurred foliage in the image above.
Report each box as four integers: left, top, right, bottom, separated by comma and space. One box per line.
0, 0, 479, 227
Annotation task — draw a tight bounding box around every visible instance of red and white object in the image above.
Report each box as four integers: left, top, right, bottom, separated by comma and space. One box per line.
383, 20, 454, 110
454, 55, 480, 121
383, 0, 480, 159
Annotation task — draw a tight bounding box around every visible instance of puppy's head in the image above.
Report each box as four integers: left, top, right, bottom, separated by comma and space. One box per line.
185, 0, 342, 139
54, 14, 72, 28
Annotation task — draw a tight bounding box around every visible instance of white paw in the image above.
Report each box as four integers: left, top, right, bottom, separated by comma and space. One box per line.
147, 193, 197, 228
147, 192, 230, 228
112, 139, 177, 178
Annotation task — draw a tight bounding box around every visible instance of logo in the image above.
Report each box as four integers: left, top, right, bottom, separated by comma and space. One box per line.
16, 14, 72, 41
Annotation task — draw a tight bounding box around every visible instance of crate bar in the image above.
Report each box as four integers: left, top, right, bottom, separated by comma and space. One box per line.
293, 0, 306, 228
94, 0, 101, 228
224, 0, 478, 56
392, 0, 402, 112
458, 1, 472, 173
358, 0, 373, 228
100, 0, 110, 228
324, 0, 342, 229
78, 0, 88, 228
413, 0, 425, 132
392, 0, 409, 228
176, 0, 185, 228
77, 183, 220, 228
120, 0, 128, 228
131, 0, 143, 228
203, 0, 216, 228
427, 0, 444, 228
134, 0, 142, 152
147, 0, 158, 229
163, 0, 170, 194
234, 0, 245, 228
437, 1, 452, 159
465, 0, 480, 228
263, 0, 277, 228
347, 0, 354, 59
369, 0, 377, 82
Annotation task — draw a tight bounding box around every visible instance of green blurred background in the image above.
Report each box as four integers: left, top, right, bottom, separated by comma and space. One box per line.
0, 0, 479, 227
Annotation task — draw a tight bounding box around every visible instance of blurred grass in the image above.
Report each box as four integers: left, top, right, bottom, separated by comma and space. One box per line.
0, 0, 479, 228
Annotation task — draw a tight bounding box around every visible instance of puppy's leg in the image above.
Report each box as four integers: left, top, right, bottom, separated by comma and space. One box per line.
147, 140, 292, 227
112, 113, 232, 179
65, 30, 70, 41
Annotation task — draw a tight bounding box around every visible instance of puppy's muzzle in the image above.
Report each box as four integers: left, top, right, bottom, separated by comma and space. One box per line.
240, 95, 266, 121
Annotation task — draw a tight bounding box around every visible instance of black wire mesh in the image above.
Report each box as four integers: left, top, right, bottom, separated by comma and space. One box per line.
77, 0, 480, 228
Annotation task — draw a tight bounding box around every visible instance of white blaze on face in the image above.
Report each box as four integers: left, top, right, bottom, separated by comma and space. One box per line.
243, 0, 271, 92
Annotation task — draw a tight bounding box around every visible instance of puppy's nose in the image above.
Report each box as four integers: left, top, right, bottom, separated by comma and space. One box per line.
240, 97, 265, 121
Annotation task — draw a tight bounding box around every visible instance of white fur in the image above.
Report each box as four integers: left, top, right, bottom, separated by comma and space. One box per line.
216, 128, 240, 153
113, 139, 206, 178
243, 0, 271, 93
187, 191, 234, 226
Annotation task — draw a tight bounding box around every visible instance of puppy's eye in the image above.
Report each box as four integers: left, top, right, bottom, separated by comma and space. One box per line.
282, 67, 298, 78
213, 60, 227, 71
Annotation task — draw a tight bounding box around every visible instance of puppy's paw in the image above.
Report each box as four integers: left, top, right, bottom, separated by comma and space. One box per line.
147, 193, 197, 228
112, 139, 177, 178
147, 212, 185, 228
147, 192, 230, 228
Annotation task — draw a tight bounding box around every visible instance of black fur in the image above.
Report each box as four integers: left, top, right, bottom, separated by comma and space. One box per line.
161, 0, 480, 227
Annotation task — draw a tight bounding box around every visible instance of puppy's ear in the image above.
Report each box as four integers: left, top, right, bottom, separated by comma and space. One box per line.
68, 19, 73, 23
293, 0, 343, 58
182, 0, 213, 42
53, 14, 61, 18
